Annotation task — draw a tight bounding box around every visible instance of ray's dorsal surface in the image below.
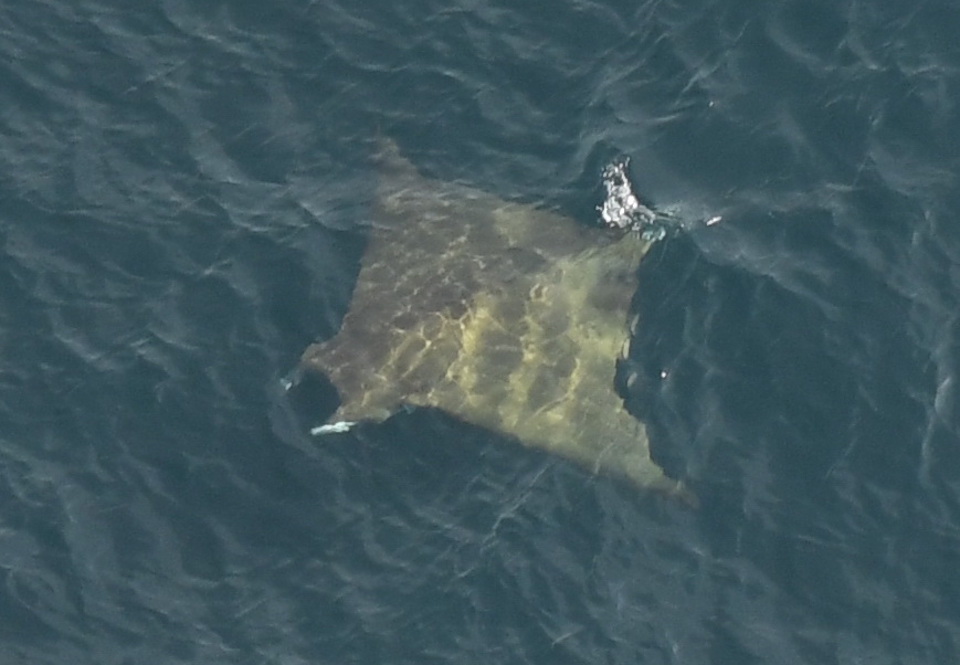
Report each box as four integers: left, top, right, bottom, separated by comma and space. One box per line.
301, 140, 694, 504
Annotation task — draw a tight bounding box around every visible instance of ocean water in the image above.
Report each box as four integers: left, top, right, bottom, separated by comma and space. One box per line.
1, 0, 959, 663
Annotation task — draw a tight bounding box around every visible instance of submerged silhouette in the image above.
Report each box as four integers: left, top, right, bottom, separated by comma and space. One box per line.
300, 140, 694, 504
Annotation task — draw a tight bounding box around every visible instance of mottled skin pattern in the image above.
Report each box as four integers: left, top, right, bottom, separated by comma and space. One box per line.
301, 140, 693, 503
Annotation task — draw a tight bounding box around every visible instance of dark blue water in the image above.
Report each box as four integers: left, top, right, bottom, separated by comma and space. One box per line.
2, 0, 959, 663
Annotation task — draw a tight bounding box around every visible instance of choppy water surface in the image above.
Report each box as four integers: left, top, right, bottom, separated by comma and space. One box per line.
1, 0, 958, 663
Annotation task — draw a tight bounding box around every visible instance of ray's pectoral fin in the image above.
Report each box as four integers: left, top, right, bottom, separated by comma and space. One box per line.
311, 419, 357, 436
634, 476, 699, 509
319, 400, 402, 431
308, 394, 396, 437
301, 338, 400, 434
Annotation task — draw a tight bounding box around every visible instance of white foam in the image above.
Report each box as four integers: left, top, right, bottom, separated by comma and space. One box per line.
311, 421, 357, 435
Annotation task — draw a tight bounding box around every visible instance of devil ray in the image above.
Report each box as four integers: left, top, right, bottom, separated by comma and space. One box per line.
300, 140, 692, 502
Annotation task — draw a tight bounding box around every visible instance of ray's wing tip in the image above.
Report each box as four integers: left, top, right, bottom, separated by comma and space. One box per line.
674, 482, 700, 510
644, 474, 699, 509
373, 135, 412, 173
374, 134, 400, 156
311, 421, 357, 436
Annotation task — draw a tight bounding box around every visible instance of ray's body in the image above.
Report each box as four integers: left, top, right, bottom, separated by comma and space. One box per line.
301, 141, 692, 503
